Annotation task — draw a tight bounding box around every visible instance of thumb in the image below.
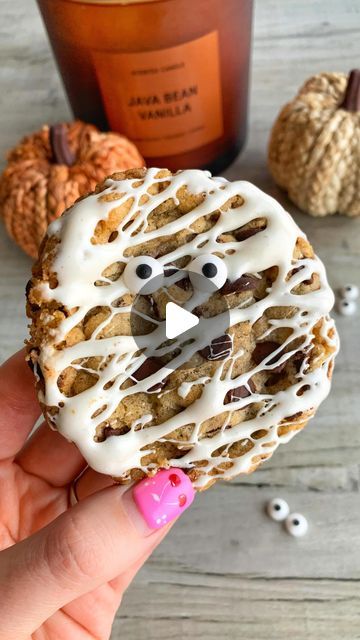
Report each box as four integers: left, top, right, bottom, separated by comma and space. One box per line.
0, 468, 195, 638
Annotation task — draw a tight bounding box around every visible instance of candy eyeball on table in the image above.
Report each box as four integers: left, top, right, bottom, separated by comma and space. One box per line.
266, 497, 290, 522
337, 299, 357, 316
339, 284, 359, 302
26, 167, 338, 491
285, 513, 308, 537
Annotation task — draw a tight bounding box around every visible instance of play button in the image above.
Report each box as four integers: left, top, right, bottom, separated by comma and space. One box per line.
165, 302, 199, 339
129, 265, 231, 377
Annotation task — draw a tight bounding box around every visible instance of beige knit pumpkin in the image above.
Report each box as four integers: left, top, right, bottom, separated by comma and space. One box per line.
0, 121, 144, 259
268, 70, 360, 217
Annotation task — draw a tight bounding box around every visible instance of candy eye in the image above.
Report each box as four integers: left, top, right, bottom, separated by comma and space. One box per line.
189, 254, 227, 292
337, 299, 357, 316
339, 284, 359, 301
285, 513, 308, 537
266, 497, 289, 522
123, 256, 164, 294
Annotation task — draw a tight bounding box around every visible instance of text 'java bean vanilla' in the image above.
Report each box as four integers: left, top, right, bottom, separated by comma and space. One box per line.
37, 0, 253, 172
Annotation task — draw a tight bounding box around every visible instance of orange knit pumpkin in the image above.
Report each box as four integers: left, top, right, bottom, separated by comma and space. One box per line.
0, 121, 144, 259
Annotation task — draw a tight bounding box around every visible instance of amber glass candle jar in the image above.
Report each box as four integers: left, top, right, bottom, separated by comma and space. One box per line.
36, 0, 253, 172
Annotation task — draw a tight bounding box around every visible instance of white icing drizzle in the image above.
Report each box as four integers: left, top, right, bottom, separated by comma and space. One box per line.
177, 377, 211, 399
34, 168, 338, 489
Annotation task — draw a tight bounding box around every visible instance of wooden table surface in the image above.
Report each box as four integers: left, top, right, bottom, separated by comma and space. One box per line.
1, 1, 359, 638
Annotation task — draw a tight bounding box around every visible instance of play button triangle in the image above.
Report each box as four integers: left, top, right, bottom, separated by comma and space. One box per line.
165, 302, 199, 340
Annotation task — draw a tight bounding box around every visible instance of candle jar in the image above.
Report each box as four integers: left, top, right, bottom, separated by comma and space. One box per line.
36, 0, 253, 173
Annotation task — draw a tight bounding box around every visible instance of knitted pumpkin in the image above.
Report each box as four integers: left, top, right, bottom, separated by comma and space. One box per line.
268, 69, 360, 217
0, 121, 144, 258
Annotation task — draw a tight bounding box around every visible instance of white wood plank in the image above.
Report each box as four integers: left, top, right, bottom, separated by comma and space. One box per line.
113, 575, 360, 640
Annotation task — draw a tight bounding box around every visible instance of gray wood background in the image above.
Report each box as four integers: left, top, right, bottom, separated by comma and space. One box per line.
0, 1, 359, 638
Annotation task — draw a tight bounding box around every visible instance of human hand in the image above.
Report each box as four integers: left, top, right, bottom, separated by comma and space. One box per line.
0, 350, 195, 640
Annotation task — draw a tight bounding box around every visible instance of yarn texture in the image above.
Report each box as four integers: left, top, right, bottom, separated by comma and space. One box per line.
0, 121, 144, 258
268, 70, 360, 217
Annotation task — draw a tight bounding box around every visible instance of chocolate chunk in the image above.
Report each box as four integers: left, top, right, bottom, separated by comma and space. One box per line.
164, 266, 190, 290
221, 274, 259, 295
104, 426, 129, 438
264, 349, 306, 383
284, 411, 303, 422
224, 378, 256, 405
253, 341, 279, 364
143, 294, 160, 320
234, 224, 266, 242
131, 357, 162, 381
296, 384, 310, 397
164, 267, 178, 277
252, 341, 286, 372
199, 334, 233, 361
288, 265, 304, 278
96, 425, 131, 442
131, 357, 166, 391
176, 276, 191, 291
265, 371, 286, 388
293, 351, 307, 373
148, 381, 165, 392
288, 266, 314, 286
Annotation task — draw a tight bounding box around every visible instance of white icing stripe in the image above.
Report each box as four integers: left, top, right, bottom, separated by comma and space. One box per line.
34, 168, 338, 488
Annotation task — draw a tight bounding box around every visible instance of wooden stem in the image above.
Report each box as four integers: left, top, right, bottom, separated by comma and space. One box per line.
340, 69, 360, 112
49, 123, 75, 166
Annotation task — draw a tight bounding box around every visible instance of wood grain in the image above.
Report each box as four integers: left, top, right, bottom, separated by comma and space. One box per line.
0, 0, 359, 638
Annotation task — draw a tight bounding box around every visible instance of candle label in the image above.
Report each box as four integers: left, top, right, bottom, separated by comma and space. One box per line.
93, 31, 223, 157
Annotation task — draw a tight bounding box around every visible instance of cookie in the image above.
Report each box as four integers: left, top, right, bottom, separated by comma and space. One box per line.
26, 168, 339, 490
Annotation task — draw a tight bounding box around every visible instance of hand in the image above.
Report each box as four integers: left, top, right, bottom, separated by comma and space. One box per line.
0, 351, 194, 640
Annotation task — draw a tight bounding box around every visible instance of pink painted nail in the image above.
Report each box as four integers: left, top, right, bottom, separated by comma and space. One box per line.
133, 468, 195, 530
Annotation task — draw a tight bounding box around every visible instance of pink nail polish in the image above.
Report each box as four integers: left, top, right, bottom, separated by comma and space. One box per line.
133, 468, 195, 530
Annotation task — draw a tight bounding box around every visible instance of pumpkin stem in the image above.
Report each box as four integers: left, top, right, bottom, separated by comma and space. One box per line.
340, 69, 360, 112
49, 124, 75, 166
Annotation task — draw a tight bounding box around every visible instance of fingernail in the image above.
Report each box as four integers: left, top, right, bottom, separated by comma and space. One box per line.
130, 468, 195, 532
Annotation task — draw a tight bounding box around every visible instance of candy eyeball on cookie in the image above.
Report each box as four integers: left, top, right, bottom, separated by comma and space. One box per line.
266, 497, 290, 522
339, 284, 359, 301
285, 513, 308, 537
337, 299, 357, 316
123, 256, 164, 294
189, 254, 227, 292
